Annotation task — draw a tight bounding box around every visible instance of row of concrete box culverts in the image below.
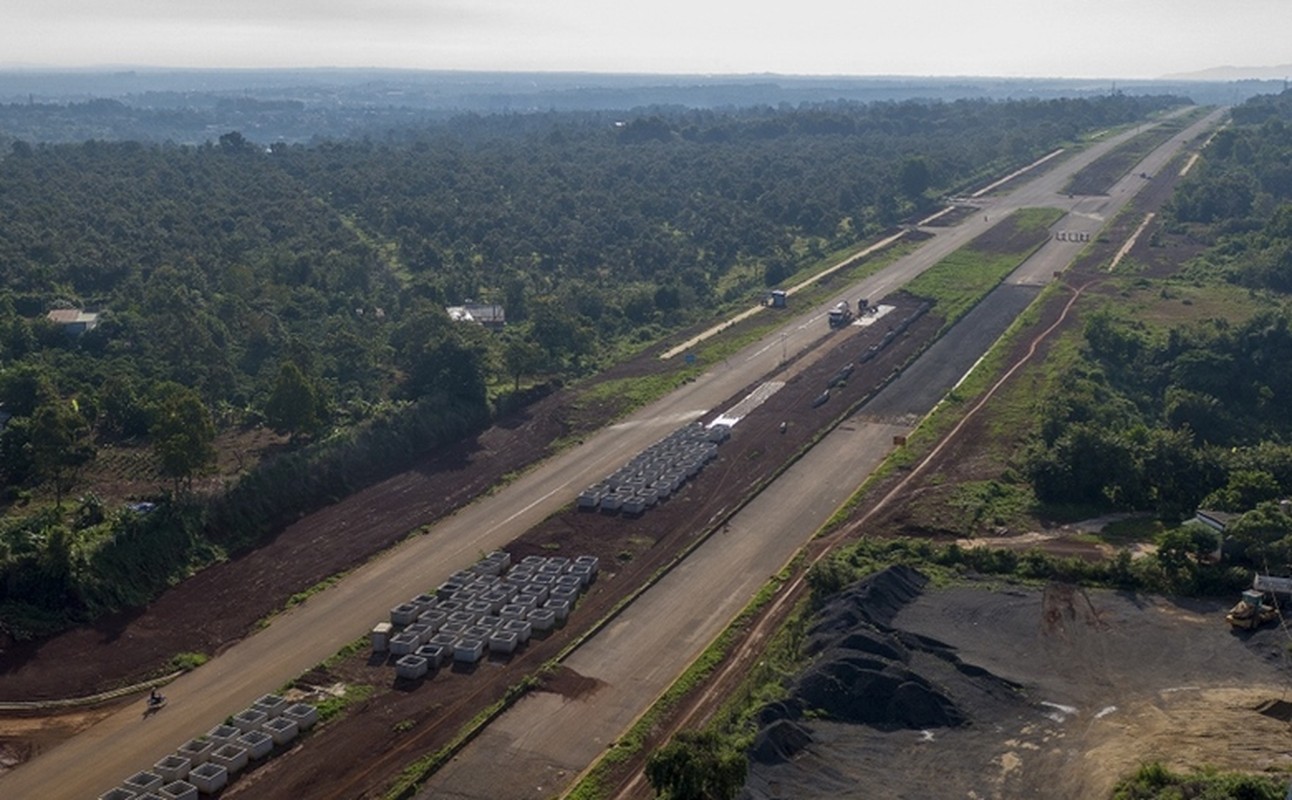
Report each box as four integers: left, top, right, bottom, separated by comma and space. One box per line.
99, 695, 319, 800
577, 421, 730, 516
374, 550, 599, 679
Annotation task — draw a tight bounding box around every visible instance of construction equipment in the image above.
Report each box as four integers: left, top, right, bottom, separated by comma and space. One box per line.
1227, 589, 1279, 630
828, 300, 853, 328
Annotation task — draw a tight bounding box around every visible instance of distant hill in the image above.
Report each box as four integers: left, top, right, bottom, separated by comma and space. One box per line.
1162, 64, 1292, 82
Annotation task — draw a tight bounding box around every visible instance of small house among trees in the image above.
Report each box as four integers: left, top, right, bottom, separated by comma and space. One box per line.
445, 303, 506, 331
45, 309, 100, 336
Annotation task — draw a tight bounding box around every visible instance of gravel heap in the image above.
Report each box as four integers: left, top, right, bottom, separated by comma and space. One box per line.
747, 565, 1016, 767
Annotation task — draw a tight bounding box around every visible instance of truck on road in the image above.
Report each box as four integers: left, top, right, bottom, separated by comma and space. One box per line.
827, 300, 854, 328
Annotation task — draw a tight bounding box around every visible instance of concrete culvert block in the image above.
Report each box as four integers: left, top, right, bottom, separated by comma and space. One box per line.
480, 589, 510, 612
435, 599, 463, 614
545, 598, 571, 623
555, 574, 582, 593
178, 738, 214, 766
206, 724, 240, 747
417, 609, 446, 631
428, 631, 458, 648
502, 618, 532, 643
237, 729, 274, 760
526, 607, 556, 632
476, 615, 503, 630
464, 599, 493, 617
135, 793, 166, 800
409, 593, 437, 614
263, 716, 300, 746
154, 754, 191, 782
449, 589, 479, 605
210, 743, 249, 777
522, 583, 549, 604
371, 622, 393, 653
463, 625, 492, 641
568, 564, 594, 586
283, 703, 319, 731
404, 622, 433, 644
159, 780, 199, 800
124, 771, 164, 794
446, 610, 478, 626
388, 631, 420, 656
489, 630, 519, 655
396, 654, 429, 680
550, 585, 580, 603
453, 638, 485, 664
188, 762, 228, 794
253, 693, 288, 719
520, 555, 545, 568
499, 603, 527, 620
390, 603, 419, 626
100, 788, 137, 800
514, 592, 541, 612
232, 708, 267, 733
416, 643, 448, 668
435, 581, 462, 600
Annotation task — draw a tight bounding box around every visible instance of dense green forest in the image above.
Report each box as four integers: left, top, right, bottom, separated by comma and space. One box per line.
1026, 89, 1292, 572
0, 94, 1182, 638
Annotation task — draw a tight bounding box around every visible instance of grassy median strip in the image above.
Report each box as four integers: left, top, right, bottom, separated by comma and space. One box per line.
905, 206, 1063, 333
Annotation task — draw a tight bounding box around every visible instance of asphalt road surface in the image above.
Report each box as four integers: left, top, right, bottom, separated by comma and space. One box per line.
2, 107, 1222, 800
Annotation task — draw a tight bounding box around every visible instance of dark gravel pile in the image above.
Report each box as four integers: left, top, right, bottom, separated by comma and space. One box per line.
745, 566, 1021, 777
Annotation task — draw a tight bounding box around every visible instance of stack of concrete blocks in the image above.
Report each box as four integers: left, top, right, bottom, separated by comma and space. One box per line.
98, 698, 322, 800
578, 422, 728, 517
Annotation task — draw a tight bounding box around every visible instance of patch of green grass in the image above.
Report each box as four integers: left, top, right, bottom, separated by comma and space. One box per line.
169, 651, 208, 672
1099, 517, 1169, 545
315, 683, 375, 724
948, 479, 1038, 535
1112, 761, 1287, 800
321, 635, 369, 670
907, 208, 1062, 331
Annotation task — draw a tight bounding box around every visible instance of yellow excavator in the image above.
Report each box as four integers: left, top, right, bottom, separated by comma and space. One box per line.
1227, 589, 1280, 630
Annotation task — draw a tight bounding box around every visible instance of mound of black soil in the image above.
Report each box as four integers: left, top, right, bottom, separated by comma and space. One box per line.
746, 565, 1020, 774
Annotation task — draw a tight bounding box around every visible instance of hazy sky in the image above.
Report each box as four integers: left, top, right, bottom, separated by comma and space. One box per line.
3, 0, 1290, 79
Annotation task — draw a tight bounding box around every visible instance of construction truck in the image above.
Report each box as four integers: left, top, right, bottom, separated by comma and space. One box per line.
827, 300, 854, 329
1227, 589, 1279, 630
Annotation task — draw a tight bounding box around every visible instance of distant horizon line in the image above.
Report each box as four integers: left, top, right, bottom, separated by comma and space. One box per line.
0, 63, 1280, 84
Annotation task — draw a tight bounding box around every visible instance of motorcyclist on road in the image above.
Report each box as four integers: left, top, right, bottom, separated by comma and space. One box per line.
149, 688, 163, 705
